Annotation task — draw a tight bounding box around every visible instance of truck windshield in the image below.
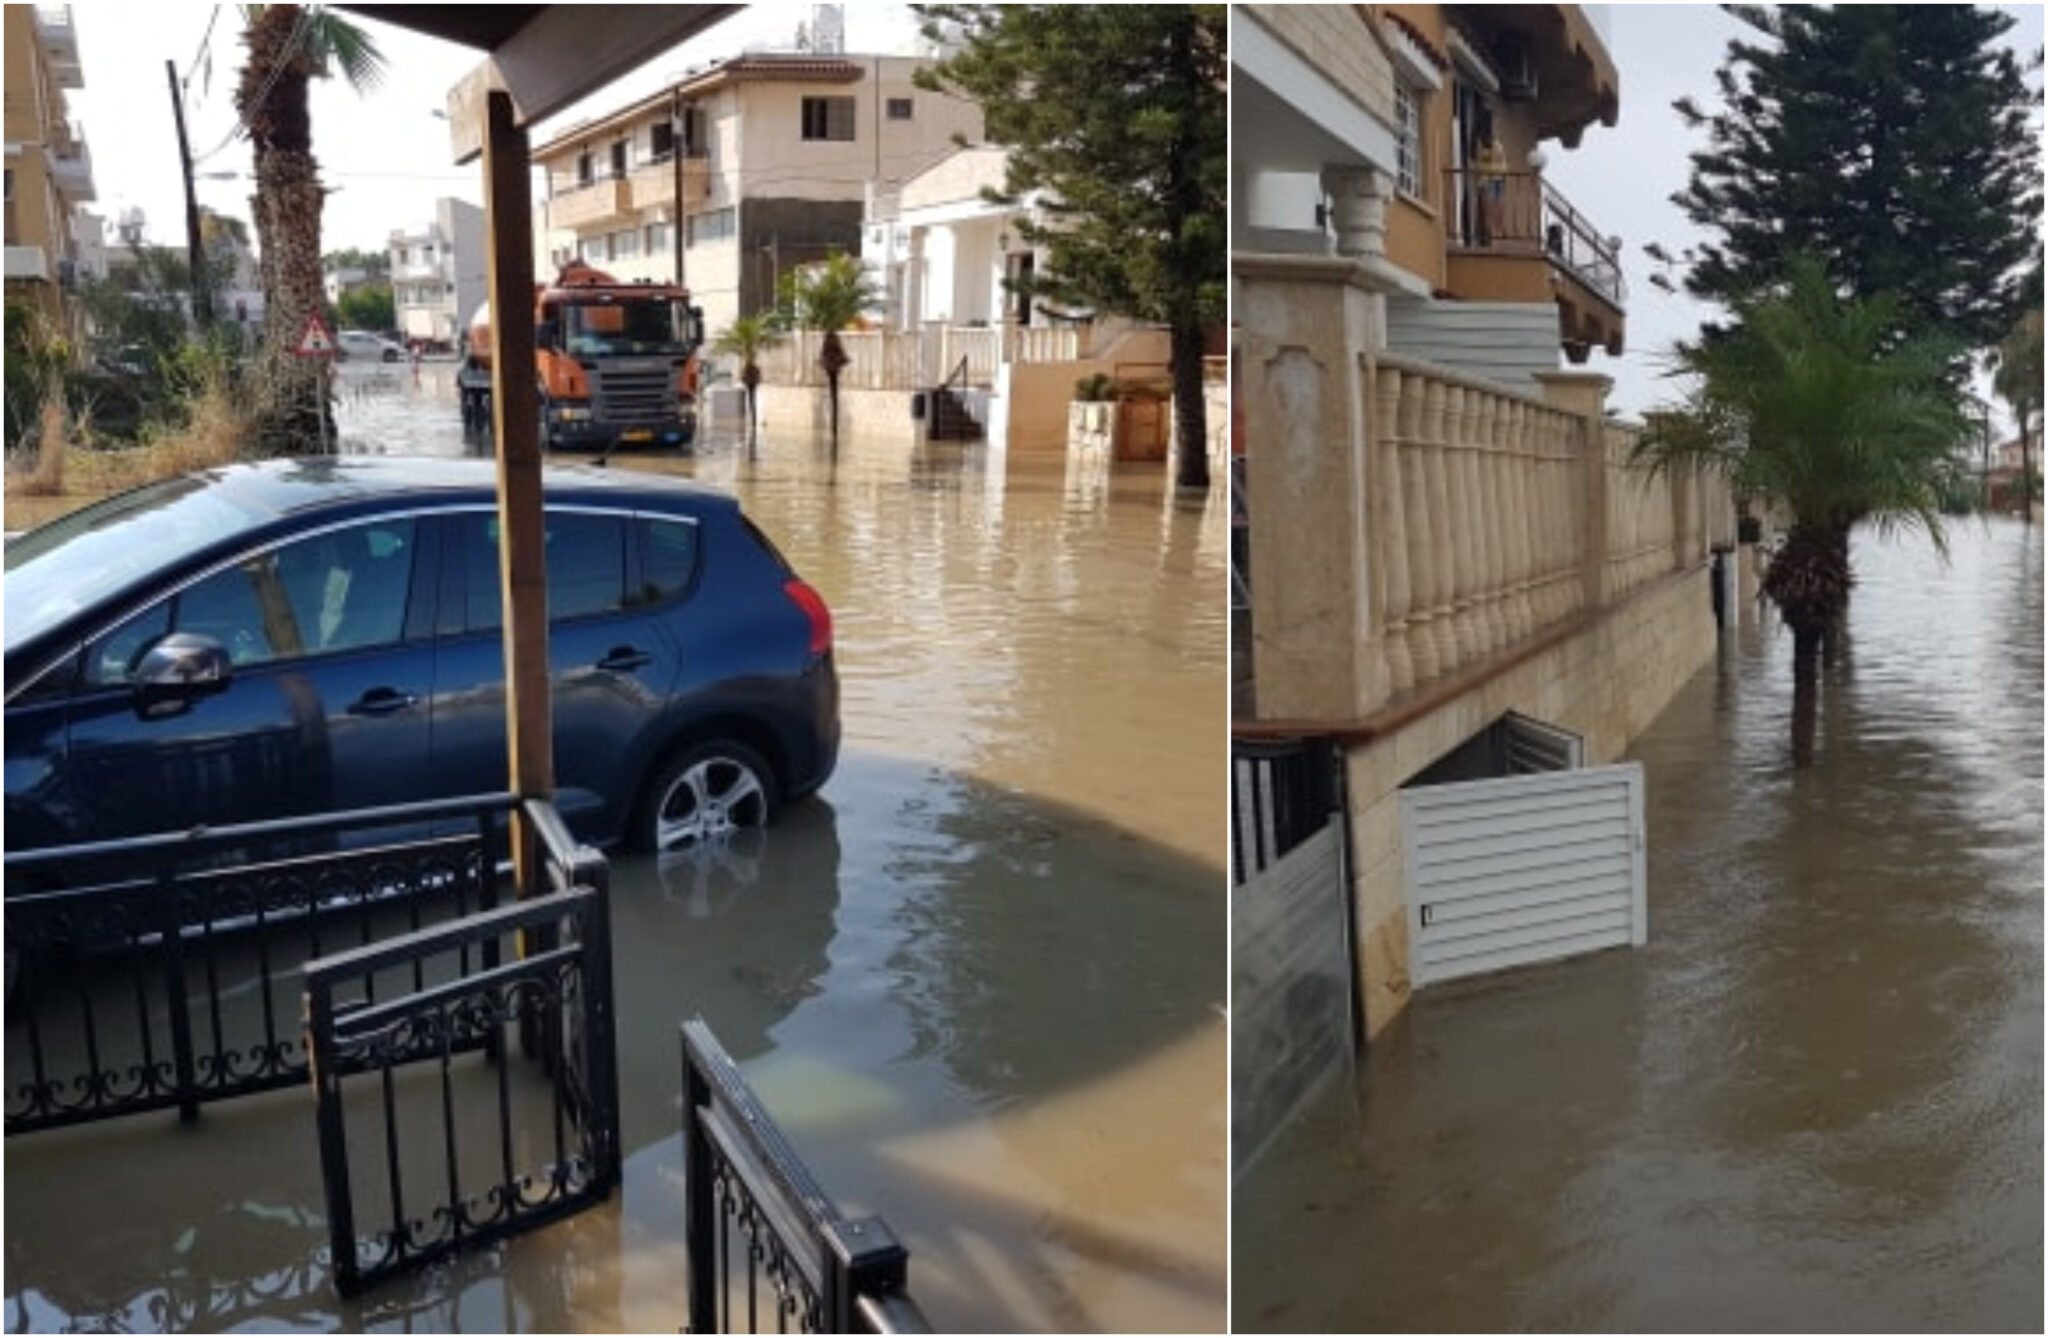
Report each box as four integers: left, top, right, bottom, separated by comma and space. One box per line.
560, 300, 691, 357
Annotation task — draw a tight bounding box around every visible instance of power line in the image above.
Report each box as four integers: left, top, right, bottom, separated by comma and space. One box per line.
193, 6, 314, 166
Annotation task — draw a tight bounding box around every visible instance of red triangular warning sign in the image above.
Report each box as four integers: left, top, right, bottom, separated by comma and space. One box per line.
295, 316, 335, 357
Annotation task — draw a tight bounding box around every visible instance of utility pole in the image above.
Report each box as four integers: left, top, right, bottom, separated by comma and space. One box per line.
670, 89, 687, 288
166, 59, 213, 328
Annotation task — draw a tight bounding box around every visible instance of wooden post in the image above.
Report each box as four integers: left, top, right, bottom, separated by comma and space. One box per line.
482, 90, 553, 899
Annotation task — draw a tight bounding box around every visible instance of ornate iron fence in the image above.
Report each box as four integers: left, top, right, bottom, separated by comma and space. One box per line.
4, 795, 511, 1135
306, 799, 620, 1298
682, 1019, 930, 1334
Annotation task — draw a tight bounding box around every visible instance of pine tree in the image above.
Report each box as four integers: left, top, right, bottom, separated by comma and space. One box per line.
914, 5, 1226, 489
1669, 5, 2039, 358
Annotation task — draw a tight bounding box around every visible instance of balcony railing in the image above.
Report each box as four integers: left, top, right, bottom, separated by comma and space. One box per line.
1442, 168, 1625, 309
550, 177, 632, 231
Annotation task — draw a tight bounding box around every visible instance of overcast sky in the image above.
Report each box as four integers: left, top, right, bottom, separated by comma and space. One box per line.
66, 4, 2044, 426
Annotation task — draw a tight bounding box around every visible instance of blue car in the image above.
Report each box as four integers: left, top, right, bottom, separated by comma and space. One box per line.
4, 457, 839, 862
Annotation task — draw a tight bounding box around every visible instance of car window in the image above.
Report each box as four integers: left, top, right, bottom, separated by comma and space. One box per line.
453, 511, 627, 632
636, 517, 700, 605
82, 519, 417, 685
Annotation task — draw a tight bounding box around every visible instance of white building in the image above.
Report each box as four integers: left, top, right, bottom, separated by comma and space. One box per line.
530, 49, 984, 335
388, 197, 486, 346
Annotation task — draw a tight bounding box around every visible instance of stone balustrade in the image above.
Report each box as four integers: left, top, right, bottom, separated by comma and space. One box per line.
1235, 250, 1732, 722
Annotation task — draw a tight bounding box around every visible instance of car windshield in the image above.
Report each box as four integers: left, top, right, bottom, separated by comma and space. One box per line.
559, 299, 690, 357
4, 474, 270, 653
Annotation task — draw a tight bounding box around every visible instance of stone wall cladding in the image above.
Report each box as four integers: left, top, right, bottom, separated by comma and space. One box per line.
1343, 564, 1718, 1038
1251, 5, 1396, 125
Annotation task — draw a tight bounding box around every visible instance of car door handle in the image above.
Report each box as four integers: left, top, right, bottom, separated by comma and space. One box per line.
597, 647, 652, 672
347, 687, 418, 716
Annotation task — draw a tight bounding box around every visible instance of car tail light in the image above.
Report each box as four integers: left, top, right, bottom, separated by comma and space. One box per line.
783, 578, 832, 656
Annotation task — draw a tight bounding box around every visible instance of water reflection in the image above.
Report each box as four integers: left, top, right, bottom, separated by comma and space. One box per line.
1235, 520, 2042, 1333
7, 416, 1229, 1334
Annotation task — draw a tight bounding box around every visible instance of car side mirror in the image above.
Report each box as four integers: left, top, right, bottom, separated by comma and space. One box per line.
132, 631, 233, 720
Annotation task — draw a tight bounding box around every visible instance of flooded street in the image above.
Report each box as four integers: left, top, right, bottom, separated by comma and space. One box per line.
1235, 519, 2043, 1332
6, 369, 1229, 1332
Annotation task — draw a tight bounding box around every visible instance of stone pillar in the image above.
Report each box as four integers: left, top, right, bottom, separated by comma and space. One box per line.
1474, 390, 1510, 651
1234, 252, 1395, 719
1374, 367, 1415, 694
1398, 372, 1442, 685
1443, 384, 1482, 665
1420, 377, 1461, 676
1503, 399, 1536, 640
1535, 371, 1614, 616
1322, 166, 1390, 262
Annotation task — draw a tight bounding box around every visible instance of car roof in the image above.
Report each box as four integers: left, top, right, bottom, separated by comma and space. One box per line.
185, 455, 735, 520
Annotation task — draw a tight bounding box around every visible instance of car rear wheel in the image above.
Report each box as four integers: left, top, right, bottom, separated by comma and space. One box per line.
637, 740, 778, 852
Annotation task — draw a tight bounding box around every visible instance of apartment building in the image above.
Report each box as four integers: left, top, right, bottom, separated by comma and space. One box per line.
531, 50, 983, 335
388, 196, 486, 347
1235, 3, 1625, 388
4, 4, 97, 338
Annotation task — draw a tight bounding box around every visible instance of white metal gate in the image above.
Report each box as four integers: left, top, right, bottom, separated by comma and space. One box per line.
1401, 763, 1646, 988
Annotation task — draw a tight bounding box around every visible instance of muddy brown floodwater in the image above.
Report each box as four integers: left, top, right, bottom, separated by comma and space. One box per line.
1235, 519, 2043, 1332
4, 377, 1229, 1334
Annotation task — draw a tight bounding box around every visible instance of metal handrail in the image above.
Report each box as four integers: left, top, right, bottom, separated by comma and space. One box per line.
683, 1019, 932, 1334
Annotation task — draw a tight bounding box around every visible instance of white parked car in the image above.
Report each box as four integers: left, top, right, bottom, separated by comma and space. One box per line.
336, 330, 407, 363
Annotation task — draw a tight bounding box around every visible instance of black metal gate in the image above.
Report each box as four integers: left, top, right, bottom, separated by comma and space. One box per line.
304, 802, 620, 1298
5, 797, 505, 1135
682, 1020, 931, 1334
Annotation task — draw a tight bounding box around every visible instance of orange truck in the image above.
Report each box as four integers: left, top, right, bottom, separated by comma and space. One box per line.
459, 260, 705, 451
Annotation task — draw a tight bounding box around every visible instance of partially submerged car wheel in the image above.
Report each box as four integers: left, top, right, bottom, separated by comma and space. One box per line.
638, 740, 778, 852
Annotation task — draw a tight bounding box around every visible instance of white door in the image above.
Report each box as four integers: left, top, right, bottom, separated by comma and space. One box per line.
1401, 763, 1646, 988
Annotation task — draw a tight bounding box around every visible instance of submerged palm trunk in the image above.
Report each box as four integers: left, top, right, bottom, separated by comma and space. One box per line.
1764, 519, 1853, 766
820, 331, 847, 453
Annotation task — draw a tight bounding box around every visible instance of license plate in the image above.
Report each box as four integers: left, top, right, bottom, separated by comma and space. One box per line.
622, 429, 653, 442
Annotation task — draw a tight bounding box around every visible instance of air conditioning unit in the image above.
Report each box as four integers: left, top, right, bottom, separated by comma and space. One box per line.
1500, 41, 1539, 101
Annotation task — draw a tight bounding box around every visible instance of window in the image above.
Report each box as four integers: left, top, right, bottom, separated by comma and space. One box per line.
801, 96, 856, 142
650, 119, 676, 161
612, 228, 640, 259
1395, 82, 1423, 198
576, 150, 594, 187
579, 235, 608, 263
454, 512, 628, 631
88, 521, 418, 682
886, 97, 913, 121
636, 517, 701, 605
688, 208, 736, 246
610, 139, 629, 178
646, 221, 674, 256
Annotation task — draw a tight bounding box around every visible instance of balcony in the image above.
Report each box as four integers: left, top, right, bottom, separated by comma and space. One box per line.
5, 245, 51, 282
1441, 167, 1625, 362
35, 6, 82, 88
548, 176, 631, 231
626, 154, 710, 213
49, 139, 95, 204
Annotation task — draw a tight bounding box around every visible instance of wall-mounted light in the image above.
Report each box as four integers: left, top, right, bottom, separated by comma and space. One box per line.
1526, 147, 1548, 172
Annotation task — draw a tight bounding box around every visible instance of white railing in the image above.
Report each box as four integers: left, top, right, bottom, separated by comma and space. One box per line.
1368, 356, 1726, 697
757, 322, 1087, 390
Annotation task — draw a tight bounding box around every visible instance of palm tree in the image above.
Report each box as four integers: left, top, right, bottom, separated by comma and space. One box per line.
235, 5, 384, 455
775, 252, 880, 450
709, 312, 785, 448
1634, 255, 1968, 763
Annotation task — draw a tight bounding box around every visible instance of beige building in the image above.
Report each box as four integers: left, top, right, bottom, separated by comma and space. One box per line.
531, 52, 984, 336
1232, 6, 1732, 1138
4, 3, 97, 339
1235, 3, 1625, 390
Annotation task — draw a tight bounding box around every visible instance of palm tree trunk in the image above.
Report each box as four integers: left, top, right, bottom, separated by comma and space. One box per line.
1170, 320, 1209, 490
1763, 519, 1853, 767
240, 4, 328, 456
